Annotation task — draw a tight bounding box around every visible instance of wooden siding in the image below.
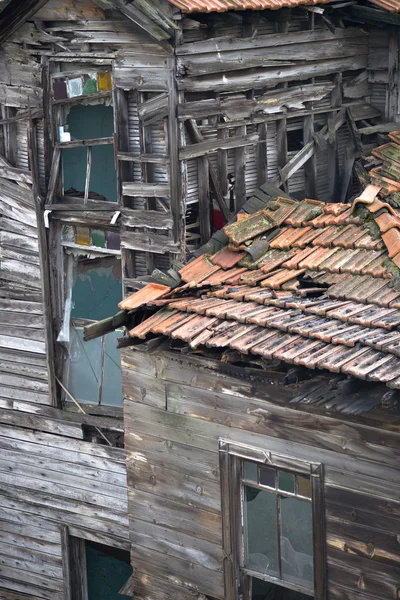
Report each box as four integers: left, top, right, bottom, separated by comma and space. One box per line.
0, 418, 128, 600
123, 345, 400, 600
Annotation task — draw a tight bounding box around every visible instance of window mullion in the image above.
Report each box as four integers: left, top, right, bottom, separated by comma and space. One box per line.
276, 493, 282, 582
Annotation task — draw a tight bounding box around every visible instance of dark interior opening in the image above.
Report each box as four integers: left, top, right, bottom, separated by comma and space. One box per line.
252, 578, 312, 600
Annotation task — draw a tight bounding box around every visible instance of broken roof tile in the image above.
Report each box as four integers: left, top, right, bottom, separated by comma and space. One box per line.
264, 197, 298, 226
129, 190, 400, 390
118, 283, 170, 310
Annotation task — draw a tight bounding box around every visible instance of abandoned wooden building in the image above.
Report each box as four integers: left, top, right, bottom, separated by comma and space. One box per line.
0, 0, 400, 598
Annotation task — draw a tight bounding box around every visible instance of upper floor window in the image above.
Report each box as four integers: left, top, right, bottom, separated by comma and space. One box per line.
220, 441, 326, 600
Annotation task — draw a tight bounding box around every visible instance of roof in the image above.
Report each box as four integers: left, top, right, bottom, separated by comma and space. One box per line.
119, 135, 400, 391
169, 0, 331, 12
168, 0, 399, 12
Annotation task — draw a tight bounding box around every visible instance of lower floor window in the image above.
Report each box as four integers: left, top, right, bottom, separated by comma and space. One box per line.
219, 441, 326, 600
243, 463, 313, 595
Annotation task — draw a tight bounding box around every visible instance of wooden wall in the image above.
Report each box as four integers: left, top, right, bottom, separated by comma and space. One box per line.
122, 344, 400, 600
0, 417, 128, 600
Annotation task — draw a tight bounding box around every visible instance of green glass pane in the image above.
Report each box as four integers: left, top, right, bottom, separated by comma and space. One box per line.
260, 466, 275, 488
297, 475, 312, 499
244, 485, 279, 577
279, 471, 295, 494
280, 497, 314, 590
83, 77, 98, 95
243, 461, 257, 482
92, 229, 106, 248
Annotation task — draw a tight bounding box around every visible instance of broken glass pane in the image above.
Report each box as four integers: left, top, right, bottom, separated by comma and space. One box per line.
62, 104, 117, 203
68, 327, 102, 405
71, 257, 122, 321
280, 497, 313, 589
278, 471, 295, 494
259, 466, 275, 488
243, 461, 257, 482
101, 330, 123, 406
244, 486, 279, 577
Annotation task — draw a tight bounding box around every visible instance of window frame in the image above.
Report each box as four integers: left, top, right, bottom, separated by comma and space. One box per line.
219, 439, 326, 600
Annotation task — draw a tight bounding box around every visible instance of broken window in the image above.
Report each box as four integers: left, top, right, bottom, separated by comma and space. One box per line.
62, 104, 117, 203
47, 64, 116, 205
59, 233, 123, 407
220, 441, 326, 600
242, 463, 313, 594
66, 535, 132, 600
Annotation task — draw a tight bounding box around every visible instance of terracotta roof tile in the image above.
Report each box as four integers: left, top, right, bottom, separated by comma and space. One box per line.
128, 309, 172, 339
292, 227, 324, 248
284, 199, 324, 228
211, 247, 245, 269
382, 228, 400, 258
202, 267, 248, 286
374, 212, 400, 234
169, 0, 397, 13
118, 283, 170, 310
130, 192, 400, 389
258, 249, 297, 272
354, 232, 383, 250
224, 209, 275, 245
261, 269, 305, 289
269, 227, 311, 250
179, 255, 221, 285
152, 311, 196, 335
264, 197, 298, 225
298, 247, 339, 270
330, 225, 366, 249
171, 315, 219, 342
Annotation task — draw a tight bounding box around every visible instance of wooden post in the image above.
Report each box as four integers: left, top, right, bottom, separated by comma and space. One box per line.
256, 121, 268, 188
28, 117, 58, 407
235, 124, 246, 211
276, 117, 288, 192
303, 112, 317, 199
168, 56, 184, 260
387, 27, 400, 122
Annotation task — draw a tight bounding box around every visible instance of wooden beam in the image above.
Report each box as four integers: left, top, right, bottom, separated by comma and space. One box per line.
180, 132, 258, 160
